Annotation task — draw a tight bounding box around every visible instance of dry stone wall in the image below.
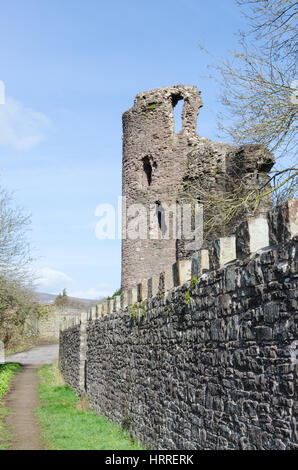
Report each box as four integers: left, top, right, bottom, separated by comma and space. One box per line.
60, 200, 298, 450
59, 324, 81, 393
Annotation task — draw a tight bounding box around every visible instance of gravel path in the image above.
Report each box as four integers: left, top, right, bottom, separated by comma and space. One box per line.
3, 344, 59, 450
5, 344, 59, 365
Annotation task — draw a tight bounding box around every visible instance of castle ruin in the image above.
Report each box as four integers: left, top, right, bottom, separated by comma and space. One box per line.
121, 85, 274, 290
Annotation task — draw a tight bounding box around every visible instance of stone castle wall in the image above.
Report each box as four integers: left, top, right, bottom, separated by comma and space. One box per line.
59, 200, 298, 450
25, 305, 84, 340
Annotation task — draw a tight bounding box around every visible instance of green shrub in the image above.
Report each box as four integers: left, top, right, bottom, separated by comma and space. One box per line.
185, 291, 191, 305
0, 363, 21, 401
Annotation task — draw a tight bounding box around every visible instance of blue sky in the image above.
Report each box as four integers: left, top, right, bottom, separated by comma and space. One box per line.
0, 0, 249, 299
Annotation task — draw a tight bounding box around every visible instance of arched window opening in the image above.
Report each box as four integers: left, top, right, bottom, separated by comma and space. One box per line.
172, 94, 184, 134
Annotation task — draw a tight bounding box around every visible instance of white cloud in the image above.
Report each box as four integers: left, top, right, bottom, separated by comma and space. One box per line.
69, 283, 114, 300
0, 97, 50, 151
36, 267, 72, 294
35, 267, 113, 299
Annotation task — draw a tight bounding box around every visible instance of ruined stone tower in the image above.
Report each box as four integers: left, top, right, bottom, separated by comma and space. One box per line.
121, 85, 274, 290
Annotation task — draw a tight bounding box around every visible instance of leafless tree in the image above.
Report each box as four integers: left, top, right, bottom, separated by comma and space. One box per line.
217, 0, 297, 152
0, 185, 42, 346
0, 187, 32, 282
193, 0, 297, 233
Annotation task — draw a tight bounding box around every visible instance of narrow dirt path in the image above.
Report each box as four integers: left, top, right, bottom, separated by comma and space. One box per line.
2, 344, 59, 450
4, 364, 44, 450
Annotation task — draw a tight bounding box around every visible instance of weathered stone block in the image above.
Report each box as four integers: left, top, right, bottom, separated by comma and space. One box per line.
129, 287, 138, 305
191, 251, 200, 278
87, 307, 92, 321
127, 289, 132, 306
137, 283, 142, 302
151, 274, 160, 297
225, 264, 236, 292
236, 217, 269, 258
178, 260, 192, 284
147, 278, 153, 298
209, 237, 236, 270
158, 272, 165, 293
102, 302, 108, 315
107, 299, 113, 314
264, 302, 279, 324
141, 281, 149, 301
201, 249, 209, 272
164, 267, 174, 291
113, 296, 121, 312
191, 249, 210, 278
121, 291, 128, 309
268, 199, 298, 246
172, 262, 179, 287
255, 326, 273, 342
99, 303, 105, 316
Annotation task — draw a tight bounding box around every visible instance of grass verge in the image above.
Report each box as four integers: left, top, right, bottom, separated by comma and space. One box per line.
0, 362, 21, 450
36, 363, 143, 450
0, 363, 21, 402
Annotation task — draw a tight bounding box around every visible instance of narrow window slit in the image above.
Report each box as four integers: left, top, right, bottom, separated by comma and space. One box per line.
172, 95, 184, 134
143, 156, 152, 186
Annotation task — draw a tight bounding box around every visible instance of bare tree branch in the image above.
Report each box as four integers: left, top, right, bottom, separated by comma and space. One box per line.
0, 187, 33, 283
194, 0, 297, 226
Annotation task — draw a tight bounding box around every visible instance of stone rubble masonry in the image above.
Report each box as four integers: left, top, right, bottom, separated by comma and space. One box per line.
209, 236, 236, 271
24, 304, 84, 339
78, 312, 88, 392
236, 217, 269, 259
268, 199, 298, 246
121, 85, 275, 291
59, 199, 298, 450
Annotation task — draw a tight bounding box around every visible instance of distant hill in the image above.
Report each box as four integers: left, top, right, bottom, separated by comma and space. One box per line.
35, 292, 101, 305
